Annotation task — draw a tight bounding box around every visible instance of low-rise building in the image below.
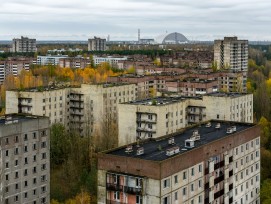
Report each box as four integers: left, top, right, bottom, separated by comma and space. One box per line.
0, 114, 50, 204
0, 57, 36, 83
93, 56, 128, 67
59, 57, 90, 69
37, 55, 69, 66
98, 121, 260, 204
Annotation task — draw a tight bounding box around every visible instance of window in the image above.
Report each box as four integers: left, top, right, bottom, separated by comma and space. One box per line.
15, 148, 19, 155
5, 150, 8, 156
183, 187, 186, 195
33, 155, 36, 162
175, 192, 178, 200
163, 196, 169, 204
163, 179, 170, 188
24, 181, 28, 187
41, 164, 46, 170
15, 136, 19, 143
5, 138, 9, 145
198, 195, 202, 203
24, 169, 28, 176
136, 195, 142, 204
199, 164, 202, 172
15, 160, 18, 166
41, 186, 46, 193
24, 145, 28, 152
6, 174, 9, 181
24, 192, 27, 198
114, 191, 120, 201
24, 134, 28, 141
42, 153, 46, 159
199, 180, 202, 188
33, 167, 37, 174
15, 171, 19, 179
33, 132, 36, 139
33, 178, 37, 184
24, 157, 28, 165
183, 172, 187, 180
191, 183, 194, 191
5, 162, 9, 168
191, 168, 194, 176
174, 175, 178, 184
15, 183, 19, 190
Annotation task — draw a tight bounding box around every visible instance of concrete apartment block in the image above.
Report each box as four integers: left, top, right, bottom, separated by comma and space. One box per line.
118, 93, 253, 146
0, 114, 50, 204
11, 37, 37, 53
97, 121, 260, 204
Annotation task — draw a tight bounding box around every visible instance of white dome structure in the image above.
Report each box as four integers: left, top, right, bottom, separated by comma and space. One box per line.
156, 32, 189, 44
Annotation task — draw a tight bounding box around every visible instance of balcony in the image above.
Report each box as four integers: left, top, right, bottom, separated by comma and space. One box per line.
214, 174, 224, 184
70, 96, 84, 102
106, 200, 127, 204
70, 110, 84, 116
70, 104, 84, 109
214, 160, 225, 170
106, 183, 124, 191
106, 183, 142, 195
136, 118, 157, 124
214, 189, 224, 199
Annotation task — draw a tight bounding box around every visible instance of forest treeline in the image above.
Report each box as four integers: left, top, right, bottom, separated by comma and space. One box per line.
248, 46, 271, 203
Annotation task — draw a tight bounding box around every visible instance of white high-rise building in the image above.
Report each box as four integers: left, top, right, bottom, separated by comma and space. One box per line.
11, 36, 37, 53
214, 37, 248, 72
88, 37, 106, 51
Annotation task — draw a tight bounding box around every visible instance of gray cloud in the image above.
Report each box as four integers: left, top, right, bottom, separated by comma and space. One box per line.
0, 0, 270, 40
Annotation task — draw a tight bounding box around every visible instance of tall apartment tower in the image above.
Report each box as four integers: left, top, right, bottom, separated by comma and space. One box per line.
11, 36, 37, 53
88, 37, 106, 51
0, 114, 50, 204
214, 37, 248, 71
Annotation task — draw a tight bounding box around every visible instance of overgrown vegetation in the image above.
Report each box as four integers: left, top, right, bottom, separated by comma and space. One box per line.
248, 46, 271, 203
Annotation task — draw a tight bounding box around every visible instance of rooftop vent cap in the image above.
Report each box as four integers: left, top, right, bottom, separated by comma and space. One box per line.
136, 147, 144, 156
205, 122, 211, 128
168, 137, 175, 145
190, 130, 200, 141
166, 146, 180, 156
125, 145, 133, 153
185, 139, 195, 149
231, 126, 236, 132
215, 123, 221, 129
226, 128, 233, 134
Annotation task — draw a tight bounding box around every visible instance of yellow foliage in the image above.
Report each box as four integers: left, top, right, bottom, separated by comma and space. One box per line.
64, 190, 91, 204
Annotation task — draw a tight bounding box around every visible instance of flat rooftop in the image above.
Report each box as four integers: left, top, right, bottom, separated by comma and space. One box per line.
127, 96, 186, 106
0, 114, 47, 126
107, 121, 255, 161
206, 92, 251, 98
125, 96, 200, 106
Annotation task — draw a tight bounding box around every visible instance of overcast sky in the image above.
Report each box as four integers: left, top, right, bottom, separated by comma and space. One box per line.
1, 0, 271, 41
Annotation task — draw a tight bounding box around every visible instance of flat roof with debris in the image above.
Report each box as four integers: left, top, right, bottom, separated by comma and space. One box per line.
107, 120, 255, 161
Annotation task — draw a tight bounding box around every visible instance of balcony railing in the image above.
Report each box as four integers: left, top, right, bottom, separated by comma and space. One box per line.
214, 160, 225, 170
106, 183, 142, 195
106, 200, 127, 204
214, 174, 224, 184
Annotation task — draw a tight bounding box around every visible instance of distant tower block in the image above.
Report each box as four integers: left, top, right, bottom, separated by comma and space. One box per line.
138, 29, 140, 42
